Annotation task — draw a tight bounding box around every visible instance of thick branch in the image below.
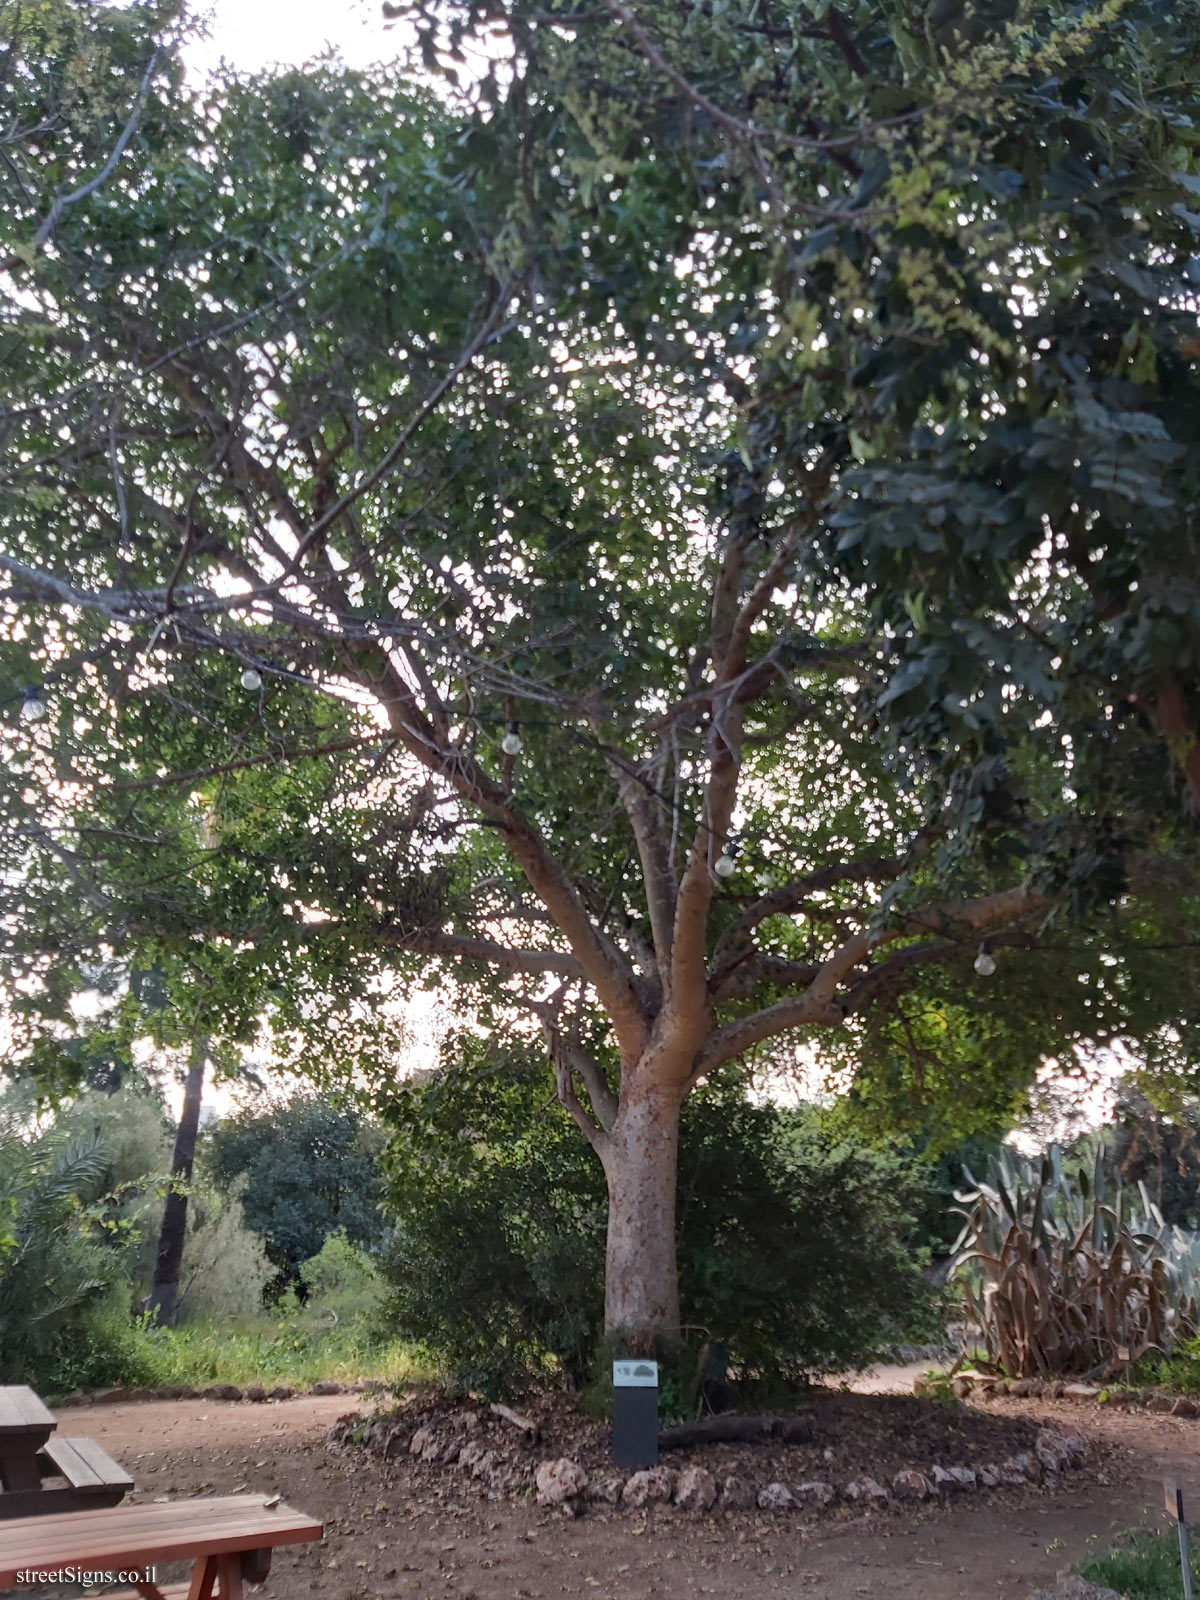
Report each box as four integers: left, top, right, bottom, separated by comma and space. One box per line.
377, 925, 583, 979
693, 884, 1048, 1078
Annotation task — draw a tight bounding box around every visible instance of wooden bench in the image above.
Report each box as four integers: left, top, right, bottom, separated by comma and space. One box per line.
0, 1434, 133, 1519
0, 1493, 323, 1598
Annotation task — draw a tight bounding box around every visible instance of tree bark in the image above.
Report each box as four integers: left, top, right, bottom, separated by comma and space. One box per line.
601, 1079, 684, 1339
148, 1039, 206, 1328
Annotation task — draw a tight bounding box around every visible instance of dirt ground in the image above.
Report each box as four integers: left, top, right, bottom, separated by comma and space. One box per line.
17, 1378, 1200, 1600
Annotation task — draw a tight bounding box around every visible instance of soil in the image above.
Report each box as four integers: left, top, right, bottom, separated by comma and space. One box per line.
370, 1387, 1047, 1493
9, 1379, 1199, 1600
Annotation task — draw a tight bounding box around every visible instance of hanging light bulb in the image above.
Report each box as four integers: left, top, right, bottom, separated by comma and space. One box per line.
240, 667, 262, 691
501, 721, 522, 756
713, 853, 736, 879
19, 686, 46, 722
973, 941, 997, 977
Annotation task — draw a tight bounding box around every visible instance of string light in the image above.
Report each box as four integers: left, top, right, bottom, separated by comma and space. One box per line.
714, 839, 739, 880
974, 941, 997, 977
501, 721, 522, 756
19, 686, 46, 723
240, 668, 262, 691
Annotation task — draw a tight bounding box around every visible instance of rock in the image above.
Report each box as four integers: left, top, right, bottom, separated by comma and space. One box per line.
91, 1388, 130, 1404
535, 1458, 589, 1507
409, 1428, 433, 1458
1062, 1383, 1100, 1401
1009, 1379, 1035, 1398
244, 1385, 267, 1403
977, 1465, 1000, 1488
720, 1475, 756, 1510
587, 1475, 625, 1505
793, 1481, 837, 1509
952, 1377, 972, 1399
1025, 1578, 1122, 1600
998, 1452, 1039, 1485
311, 1380, 342, 1396
675, 1466, 717, 1512
267, 1386, 294, 1401
621, 1467, 676, 1508
1058, 1433, 1089, 1465
204, 1384, 242, 1402
467, 1449, 499, 1480
891, 1470, 932, 1501
1036, 1431, 1073, 1474
757, 1482, 796, 1511
62, 1390, 88, 1406
1173, 1396, 1199, 1417
1045, 1380, 1065, 1399
946, 1466, 977, 1492
841, 1476, 888, 1505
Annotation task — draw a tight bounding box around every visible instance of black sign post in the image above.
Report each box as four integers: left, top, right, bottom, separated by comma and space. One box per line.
612, 1360, 658, 1470
1165, 1479, 1195, 1600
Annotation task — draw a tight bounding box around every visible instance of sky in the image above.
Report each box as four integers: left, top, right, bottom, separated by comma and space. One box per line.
186, 0, 399, 80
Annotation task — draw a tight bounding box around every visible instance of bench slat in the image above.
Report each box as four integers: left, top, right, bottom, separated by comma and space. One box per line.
104, 1587, 191, 1600
0, 1495, 322, 1585
41, 1435, 133, 1491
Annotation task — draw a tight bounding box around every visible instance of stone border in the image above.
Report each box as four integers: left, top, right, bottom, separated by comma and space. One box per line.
335, 1409, 1092, 1517
56, 1379, 380, 1406
954, 1372, 1200, 1416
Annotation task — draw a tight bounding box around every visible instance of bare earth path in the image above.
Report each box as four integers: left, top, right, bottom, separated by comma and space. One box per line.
41, 1380, 1199, 1600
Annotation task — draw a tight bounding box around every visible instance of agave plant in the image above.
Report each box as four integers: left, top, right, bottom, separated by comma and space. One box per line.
951, 1144, 1200, 1379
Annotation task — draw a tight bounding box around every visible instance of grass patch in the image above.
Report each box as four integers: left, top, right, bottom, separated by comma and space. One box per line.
1079, 1529, 1199, 1598
135, 1309, 429, 1391
41, 1302, 431, 1401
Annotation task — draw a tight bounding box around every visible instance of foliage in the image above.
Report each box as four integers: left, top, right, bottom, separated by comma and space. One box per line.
173, 1176, 278, 1320
1079, 1530, 1199, 1600
952, 1144, 1200, 1378
6, 0, 1200, 1339
0, 1125, 146, 1389
378, 1039, 936, 1397
203, 1096, 385, 1291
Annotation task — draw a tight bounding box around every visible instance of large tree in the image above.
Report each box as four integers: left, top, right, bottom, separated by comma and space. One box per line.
3, 0, 1200, 1342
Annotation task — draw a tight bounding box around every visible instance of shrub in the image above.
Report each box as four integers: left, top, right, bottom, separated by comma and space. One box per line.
1079, 1530, 1199, 1599
0, 1127, 154, 1390
377, 1040, 937, 1398
952, 1144, 1200, 1378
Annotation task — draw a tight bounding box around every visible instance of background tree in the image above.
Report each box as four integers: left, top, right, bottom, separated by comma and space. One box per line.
4, 0, 1200, 1347
205, 1095, 384, 1296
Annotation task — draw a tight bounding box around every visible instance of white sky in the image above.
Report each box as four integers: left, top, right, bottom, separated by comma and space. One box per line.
186, 0, 399, 80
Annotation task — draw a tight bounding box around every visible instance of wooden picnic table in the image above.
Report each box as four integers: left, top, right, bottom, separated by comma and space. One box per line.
0, 1493, 324, 1597
0, 1386, 132, 1518
0, 1387, 55, 1492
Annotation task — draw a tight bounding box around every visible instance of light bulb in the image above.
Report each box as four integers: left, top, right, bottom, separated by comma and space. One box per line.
501, 730, 522, 756
240, 668, 262, 691
714, 853, 736, 879
974, 946, 997, 977
19, 688, 46, 722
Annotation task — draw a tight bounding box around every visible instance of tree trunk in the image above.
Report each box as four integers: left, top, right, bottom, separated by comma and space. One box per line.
601, 1080, 683, 1339
148, 1039, 206, 1328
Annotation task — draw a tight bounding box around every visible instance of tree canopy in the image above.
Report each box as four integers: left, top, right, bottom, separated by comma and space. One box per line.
4, 0, 1200, 1335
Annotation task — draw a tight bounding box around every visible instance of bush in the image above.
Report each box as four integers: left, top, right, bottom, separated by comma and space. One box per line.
0, 1126, 156, 1391
377, 1040, 937, 1398
1079, 1530, 1199, 1599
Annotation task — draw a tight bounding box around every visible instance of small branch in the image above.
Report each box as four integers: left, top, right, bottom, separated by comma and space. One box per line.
2, 48, 160, 274
488, 1403, 539, 1444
